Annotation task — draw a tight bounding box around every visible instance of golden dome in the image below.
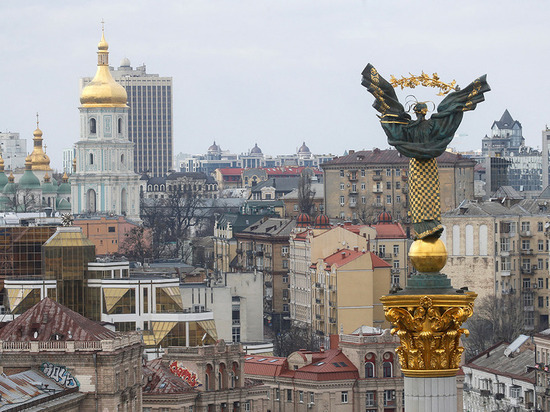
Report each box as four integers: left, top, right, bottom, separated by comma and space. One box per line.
0, 151, 5, 171
8, 173, 14, 183
80, 31, 127, 108
28, 126, 52, 171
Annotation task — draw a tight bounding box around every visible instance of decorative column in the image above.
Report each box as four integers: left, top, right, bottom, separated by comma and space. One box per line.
380, 235, 476, 412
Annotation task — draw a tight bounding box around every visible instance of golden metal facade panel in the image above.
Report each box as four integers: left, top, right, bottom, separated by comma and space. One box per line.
380, 293, 476, 377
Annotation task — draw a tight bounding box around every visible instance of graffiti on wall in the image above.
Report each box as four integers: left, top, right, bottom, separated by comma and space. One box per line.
40, 362, 79, 388
169, 360, 202, 387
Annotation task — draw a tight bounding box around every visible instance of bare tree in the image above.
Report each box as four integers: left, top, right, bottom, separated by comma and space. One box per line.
273, 324, 317, 357
5, 188, 40, 212
464, 294, 525, 360
297, 172, 316, 215
119, 226, 152, 264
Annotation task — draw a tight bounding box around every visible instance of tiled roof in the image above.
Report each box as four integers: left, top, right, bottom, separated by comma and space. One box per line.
324, 249, 365, 267
370, 252, 392, 268
373, 222, 407, 239
321, 148, 470, 167
0, 297, 118, 342
244, 350, 358, 381
250, 177, 300, 193
143, 358, 194, 394
217, 168, 244, 176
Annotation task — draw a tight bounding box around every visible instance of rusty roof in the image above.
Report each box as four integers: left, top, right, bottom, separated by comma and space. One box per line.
372, 222, 407, 239
0, 297, 118, 342
143, 358, 195, 395
321, 148, 470, 167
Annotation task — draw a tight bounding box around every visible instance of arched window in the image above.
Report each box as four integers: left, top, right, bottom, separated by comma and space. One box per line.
118, 118, 123, 134
365, 352, 376, 378
219, 363, 227, 389
121, 188, 127, 215
205, 364, 213, 391
121, 154, 124, 164
383, 352, 394, 378
90, 118, 96, 134
87, 189, 96, 213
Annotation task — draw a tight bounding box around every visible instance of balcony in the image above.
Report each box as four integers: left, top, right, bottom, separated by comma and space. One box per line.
373, 175, 382, 181
315, 298, 323, 305
480, 389, 491, 397
500, 250, 510, 257
524, 306, 535, 312
495, 393, 505, 400
329, 317, 337, 324
500, 270, 511, 277
402, 186, 409, 194
520, 231, 533, 237
373, 186, 383, 193
329, 301, 336, 307
349, 202, 357, 208
349, 188, 358, 194
372, 203, 384, 208
378, 253, 393, 261
502, 288, 516, 295
391, 268, 400, 274
521, 249, 534, 255
315, 314, 322, 320
521, 268, 535, 275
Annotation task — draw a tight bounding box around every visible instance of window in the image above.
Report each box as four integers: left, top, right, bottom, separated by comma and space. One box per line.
282, 289, 289, 300
243, 402, 250, 412
521, 222, 530, 232
539, 221, 544, 232
309, 392, 315, 404
361, 169, 366, 177
522, 240, 531, 250
383, 361, 393, 377
384, 390, 396, 406
539, 278, 544, 288
282, 260, 289, 269
293, 204, 299, 211
539, 240, 545, 251
340, 183, 345, 190
386, 182, 391, 190
395, 168, 401, 176
361, 196, 366, 204
386, 195, 392, 204
501, 258, 510, 271
393, 245, 399, 255
539, 259, 544, 270
341, 391, 348, 403
282, 246, 288, 255
396, 181, 401, 189
282, 275, 288, 283
275, 388, 280, 400
340, 196, 345, 206
232, 327, 240, 343
510, 386, 521, 398
361, 182, 366, 190
283, 304, 289, 312
386, 168, 391, 176
287, 389, 292, 402
299, 391, 304, 403
108, 226, 116, 233
340, 170, 344, 177
90, 153, 94, 165
366, 391, 376, 407
539, 296, 544, 308
90, 118, 97, 134
365, 362, 375, 378
396, 195, 401, 204
118, 118, 123, 134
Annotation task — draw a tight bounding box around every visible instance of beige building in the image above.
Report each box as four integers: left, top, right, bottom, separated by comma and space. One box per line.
311, 247, 391, 340
321, 148, 475, 229
443, 199, 550, 331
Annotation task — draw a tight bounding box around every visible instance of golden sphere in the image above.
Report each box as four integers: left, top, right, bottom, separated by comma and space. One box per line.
409, 238, 447, 273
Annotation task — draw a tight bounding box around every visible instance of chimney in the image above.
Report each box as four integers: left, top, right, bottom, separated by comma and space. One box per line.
353, 246, 358, 252
349, 149, 355, 154
320, 345, 325, 352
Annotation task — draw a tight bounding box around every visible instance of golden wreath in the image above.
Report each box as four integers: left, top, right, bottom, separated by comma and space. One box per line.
389, 72, 458, 96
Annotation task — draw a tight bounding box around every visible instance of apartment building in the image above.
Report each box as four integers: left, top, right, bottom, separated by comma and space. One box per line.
442, 199, 550, 331
321, 148, 474, 228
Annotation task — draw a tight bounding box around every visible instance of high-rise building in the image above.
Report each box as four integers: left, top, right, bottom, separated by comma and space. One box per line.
0, 132, 27, 171
80, 58, 173, 177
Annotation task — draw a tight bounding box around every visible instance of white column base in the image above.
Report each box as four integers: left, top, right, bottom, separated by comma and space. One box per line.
404, 376, 457, 412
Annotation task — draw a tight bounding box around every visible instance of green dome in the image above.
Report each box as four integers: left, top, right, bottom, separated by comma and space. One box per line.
18, 170, 41, 189
57, 198, 71, 211
57, 182, 71, 195
3, 181, 15, 195
42, 180, 57, 194
0, 172, 8, 191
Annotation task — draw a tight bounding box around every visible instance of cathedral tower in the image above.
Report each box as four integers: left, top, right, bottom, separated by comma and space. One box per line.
71, 30, 140, 220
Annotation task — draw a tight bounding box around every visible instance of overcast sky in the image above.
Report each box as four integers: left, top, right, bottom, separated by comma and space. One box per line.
1, 1, 548, 170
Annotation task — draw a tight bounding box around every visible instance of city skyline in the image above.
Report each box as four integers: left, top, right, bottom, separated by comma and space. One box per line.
1, 1, 550, 170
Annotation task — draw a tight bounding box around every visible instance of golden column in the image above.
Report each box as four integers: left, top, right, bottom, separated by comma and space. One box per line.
361, 64, 489, 411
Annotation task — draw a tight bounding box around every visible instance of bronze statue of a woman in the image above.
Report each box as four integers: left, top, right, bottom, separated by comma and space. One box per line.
361, 64, 490, 240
